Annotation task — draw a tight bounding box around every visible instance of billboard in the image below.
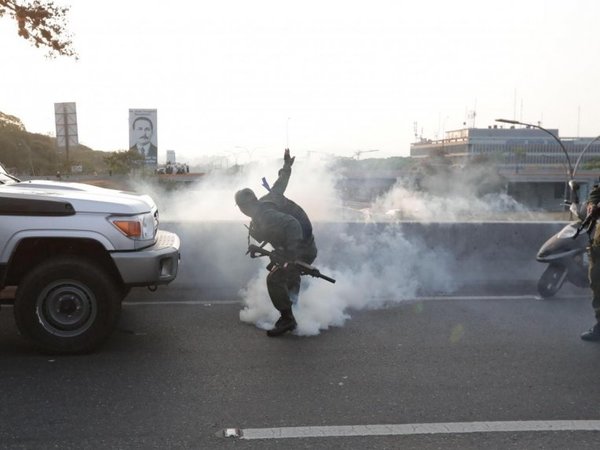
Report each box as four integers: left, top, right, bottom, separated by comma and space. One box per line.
54, 102, 78, 158
128, 109, 158, 166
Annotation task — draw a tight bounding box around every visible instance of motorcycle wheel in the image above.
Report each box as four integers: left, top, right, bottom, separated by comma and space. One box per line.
537, 264, 568, 298
567, 255, 589, 288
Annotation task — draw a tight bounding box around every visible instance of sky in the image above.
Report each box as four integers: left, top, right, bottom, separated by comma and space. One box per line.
2, 0, 600, 165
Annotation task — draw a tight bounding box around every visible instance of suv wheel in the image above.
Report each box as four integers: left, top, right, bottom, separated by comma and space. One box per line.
14, 257, 121, 354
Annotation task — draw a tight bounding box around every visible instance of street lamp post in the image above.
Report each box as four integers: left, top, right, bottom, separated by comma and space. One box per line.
495, 118, 574, 180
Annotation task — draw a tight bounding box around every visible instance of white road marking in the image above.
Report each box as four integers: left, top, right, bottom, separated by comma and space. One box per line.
415, 295, 541, 301
222, 420, 600, 440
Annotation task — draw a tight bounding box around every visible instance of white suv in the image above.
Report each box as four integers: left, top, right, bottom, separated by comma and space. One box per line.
0, 164, 180, 353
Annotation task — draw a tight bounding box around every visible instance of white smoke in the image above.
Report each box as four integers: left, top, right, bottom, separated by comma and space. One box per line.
361, 161, 537, 222
239, 223, 458, 336
367, 183, 534, 222
128, 156, 535, 336
131, 157, 342, 222
132, 156, 534, 224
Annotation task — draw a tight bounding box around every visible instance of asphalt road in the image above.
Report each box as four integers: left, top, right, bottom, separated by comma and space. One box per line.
1, 285, 600, 449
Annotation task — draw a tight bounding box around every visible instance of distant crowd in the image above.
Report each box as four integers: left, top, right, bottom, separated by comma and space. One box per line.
156, 162, 190, 175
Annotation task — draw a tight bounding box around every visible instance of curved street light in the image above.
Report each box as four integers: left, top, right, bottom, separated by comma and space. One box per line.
495, 118, 573, 180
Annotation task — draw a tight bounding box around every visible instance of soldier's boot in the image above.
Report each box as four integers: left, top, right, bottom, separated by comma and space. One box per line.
580, 323, 600, 341
267, 309, 296, 337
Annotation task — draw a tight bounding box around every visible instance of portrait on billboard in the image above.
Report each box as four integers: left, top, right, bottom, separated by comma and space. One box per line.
128, 109, 158, 165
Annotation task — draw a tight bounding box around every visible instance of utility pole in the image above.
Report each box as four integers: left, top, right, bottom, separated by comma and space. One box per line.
54, 102, 78, 170
63, 105, 70, 164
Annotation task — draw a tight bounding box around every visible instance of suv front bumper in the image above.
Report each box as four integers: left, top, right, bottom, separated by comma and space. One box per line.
111, 230, 180, 286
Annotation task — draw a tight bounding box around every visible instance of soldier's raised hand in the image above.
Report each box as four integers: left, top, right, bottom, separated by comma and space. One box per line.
284, 148, 295, 167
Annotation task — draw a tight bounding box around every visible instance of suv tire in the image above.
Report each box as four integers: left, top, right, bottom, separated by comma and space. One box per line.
14, 256, 121, 354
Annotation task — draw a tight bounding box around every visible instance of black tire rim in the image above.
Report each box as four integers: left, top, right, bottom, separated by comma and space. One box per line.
538, 265, 567, 297
35, 280, 98, 337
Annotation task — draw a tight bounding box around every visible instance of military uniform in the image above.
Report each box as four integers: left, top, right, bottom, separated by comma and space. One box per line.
258, 162, 317, 263
253, 160, 317, 311
583, 184, 600, 340
236, 150, 318, 336
251, 202, 305, 311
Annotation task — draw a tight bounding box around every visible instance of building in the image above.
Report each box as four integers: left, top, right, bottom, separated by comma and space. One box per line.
166, 150, 176, 164
410, 125, 600, 210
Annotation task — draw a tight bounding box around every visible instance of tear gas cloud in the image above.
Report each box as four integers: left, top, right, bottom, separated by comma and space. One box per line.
137, 158, 534, 223
131, 158, 534, 335
238, 223, 458, 335
368, 184, 533, 223
133, 158, 342, 223
366, 163, 536, 222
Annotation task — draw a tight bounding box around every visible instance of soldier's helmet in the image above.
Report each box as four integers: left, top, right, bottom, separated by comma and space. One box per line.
235, 188, 257, 207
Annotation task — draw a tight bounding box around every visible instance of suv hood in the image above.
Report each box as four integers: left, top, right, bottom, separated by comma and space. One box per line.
0, 180, 156, 215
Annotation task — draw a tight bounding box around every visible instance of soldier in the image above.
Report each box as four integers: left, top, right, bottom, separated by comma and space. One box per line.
582, 182, 600, 341
235, 149, 317, 337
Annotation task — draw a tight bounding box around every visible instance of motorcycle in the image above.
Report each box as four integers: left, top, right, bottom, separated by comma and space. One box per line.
536, 180, 590, 298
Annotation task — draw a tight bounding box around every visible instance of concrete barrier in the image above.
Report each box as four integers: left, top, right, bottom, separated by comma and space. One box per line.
160, 221, 579, 299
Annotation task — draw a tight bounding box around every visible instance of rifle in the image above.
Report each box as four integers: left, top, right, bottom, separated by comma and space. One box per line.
246, 244, 336, 284
574, 204, 600, 239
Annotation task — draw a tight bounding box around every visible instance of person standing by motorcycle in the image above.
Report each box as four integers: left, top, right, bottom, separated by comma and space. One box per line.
235, 149, 318, 337
582, 182, 600, 341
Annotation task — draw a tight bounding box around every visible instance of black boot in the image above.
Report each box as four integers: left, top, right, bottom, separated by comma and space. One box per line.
267, 309, 296, 337
581, 323, 600, 342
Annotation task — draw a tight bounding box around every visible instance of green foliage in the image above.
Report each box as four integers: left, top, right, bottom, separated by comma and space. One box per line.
0, 110, 108, 176
0, 0, 76, 58
103, 149, 145, 175
583, 157, 600, 171
0, 111, 26, 131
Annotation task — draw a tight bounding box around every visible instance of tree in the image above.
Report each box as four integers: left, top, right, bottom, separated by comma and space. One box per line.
103, 149, 145, 175
583, 157, 600, 171
0, 0, 76, 58
0, 111, 26, 131
1, 110, 109, 175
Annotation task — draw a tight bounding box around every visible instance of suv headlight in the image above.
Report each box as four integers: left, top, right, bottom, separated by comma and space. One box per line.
109, 212, 156, 240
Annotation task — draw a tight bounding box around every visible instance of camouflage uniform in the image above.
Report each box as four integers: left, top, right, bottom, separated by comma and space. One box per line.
250, 161, 317, 311
258, 162, 317, 265
587, 184, 600, 323
251, 203, 304, 311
